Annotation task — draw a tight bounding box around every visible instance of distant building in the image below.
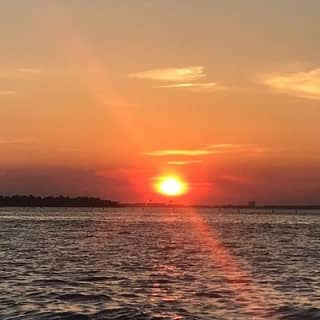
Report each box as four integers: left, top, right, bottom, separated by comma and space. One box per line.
248, 201, 256, 208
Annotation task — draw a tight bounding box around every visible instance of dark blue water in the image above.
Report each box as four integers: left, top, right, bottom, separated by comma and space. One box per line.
0, 208, 319, 319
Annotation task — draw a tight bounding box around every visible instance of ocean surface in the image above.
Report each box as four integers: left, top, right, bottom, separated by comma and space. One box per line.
0, 207, 319, 320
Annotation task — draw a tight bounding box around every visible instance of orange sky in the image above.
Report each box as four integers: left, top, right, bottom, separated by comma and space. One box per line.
1, 1, 320, 204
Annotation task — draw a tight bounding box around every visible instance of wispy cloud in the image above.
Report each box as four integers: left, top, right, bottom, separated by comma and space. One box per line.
262, 68, 320, 100
155, 82, 217, 91
145, 144, 267, 158
204, 144, 235, 150
17, 68, 43, 74
129, 66, 223, 92
0, 68, 43, 79
0, 90, 16, 96
145, 149, 213, 157
0, 138, 32, 145
168, 160, 203, 165
129, 66, 206, 82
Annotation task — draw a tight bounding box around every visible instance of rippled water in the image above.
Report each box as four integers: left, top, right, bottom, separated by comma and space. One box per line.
0, 207, 320, 320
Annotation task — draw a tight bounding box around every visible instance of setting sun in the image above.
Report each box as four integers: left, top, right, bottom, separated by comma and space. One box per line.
155, 176, 188, 197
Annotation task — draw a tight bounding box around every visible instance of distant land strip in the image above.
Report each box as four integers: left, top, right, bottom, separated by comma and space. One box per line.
0, 195, 120, 207
1, 195, 320, 210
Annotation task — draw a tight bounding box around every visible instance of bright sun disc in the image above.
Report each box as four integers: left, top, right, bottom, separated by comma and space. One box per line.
155, 176, 188, 197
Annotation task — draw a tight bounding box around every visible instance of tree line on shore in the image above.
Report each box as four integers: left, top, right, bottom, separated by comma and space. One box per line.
0, 195, 120, 207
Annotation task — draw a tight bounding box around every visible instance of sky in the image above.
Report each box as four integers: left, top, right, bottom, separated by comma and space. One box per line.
1, 0, 320, 204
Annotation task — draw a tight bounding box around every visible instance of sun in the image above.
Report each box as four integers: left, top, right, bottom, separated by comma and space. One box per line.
155, 175, 188, 197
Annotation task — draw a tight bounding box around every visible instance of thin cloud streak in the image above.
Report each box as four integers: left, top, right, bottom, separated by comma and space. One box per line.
0, 138, 32, 145
17, 68, 43, 74
204, 144, 235, 150
0, 68, 43, 78
0, 90, 16, 96
263, 68, 320, 100
145, 144, 268, 158
155, 82, 217, 89
129, 66, 205, 82
168, 160, 203, 165
145, 149, 214, 156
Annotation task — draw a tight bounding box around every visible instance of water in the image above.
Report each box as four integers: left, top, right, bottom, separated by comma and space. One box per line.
0, 207, 319, 320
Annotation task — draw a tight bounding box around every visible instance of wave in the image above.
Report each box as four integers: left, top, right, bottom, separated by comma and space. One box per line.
57, 293, 112, 303
272, 305, 320, 319
78, 276, 114, 282
32, 279, 69, 286
92, 307, 150, 320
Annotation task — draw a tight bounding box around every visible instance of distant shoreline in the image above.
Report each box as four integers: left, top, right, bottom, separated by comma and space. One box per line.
1, 195, 320, 210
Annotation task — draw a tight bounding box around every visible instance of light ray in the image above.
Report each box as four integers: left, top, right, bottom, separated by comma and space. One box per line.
39, 2, 146, 154
184, 207, 280, 319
